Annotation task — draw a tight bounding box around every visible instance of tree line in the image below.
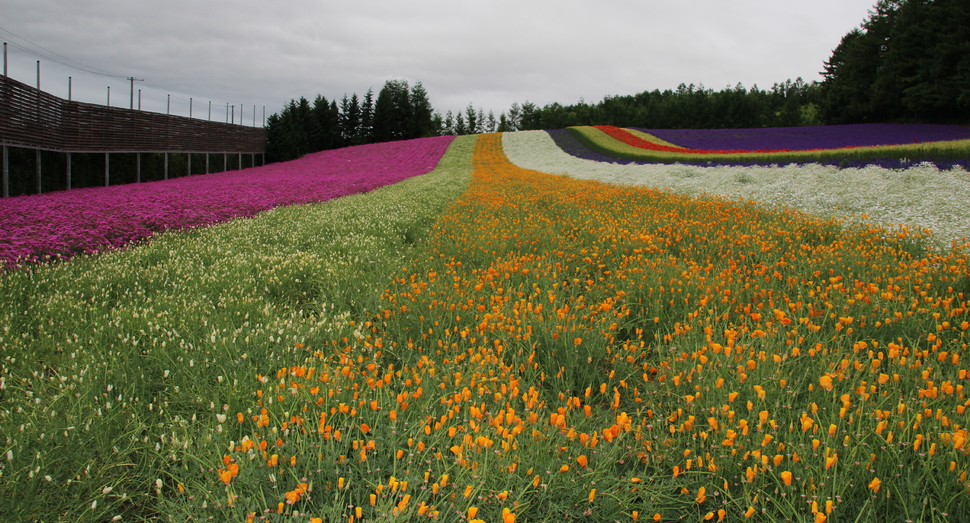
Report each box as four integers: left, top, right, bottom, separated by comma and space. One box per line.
820, 0, 969, 124
266, 0, 968, 162
265, 79, 436, 162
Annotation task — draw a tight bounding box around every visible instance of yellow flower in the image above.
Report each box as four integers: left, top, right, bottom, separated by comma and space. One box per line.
781, 471, 793, 486
868, 477, 882, 493
502, 507, 516, 523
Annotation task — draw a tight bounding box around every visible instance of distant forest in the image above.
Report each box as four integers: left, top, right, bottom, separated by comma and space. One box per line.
266, 0, 969, 162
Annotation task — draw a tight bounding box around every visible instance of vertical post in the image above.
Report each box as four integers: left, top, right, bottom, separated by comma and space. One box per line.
240, 104, 243, 125
208, 101, 212, 121
104, 152, 109, 187
136, 152, 141, 183
2, 145, 8, 197
253, 105, 256, 127
189, 97, 193, 118
223, 152, 227, 171
2, 42, 7, 77
238, 152, 242, 169
205, 153, 209, 173
130, 77, 134, 109
35, 149, 41, 194
66, 152, 71, 190
68, 77, 72, 100
138, 89, 141, 110
167, 94, 170, 115
231, 105, 235, 125
107, 86, 110, 106
164, 152, 168, 180
225, 103, 229, 123
187, 152, 192, 176
36, 61, 40, 90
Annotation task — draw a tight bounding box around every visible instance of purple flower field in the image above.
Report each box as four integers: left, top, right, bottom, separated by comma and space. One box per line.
0, 136, 454, 269
635, 123, 970, 151
551, 128, 970, 171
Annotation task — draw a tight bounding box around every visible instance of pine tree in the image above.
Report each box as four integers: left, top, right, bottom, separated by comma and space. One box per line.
409, 82, 436, 138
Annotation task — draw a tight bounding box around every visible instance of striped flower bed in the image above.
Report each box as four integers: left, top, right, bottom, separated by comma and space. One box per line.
0, 136, 454, 269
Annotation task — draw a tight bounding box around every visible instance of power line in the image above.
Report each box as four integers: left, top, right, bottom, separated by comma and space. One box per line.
0, 25, 126, 78
0, 27, 265, 122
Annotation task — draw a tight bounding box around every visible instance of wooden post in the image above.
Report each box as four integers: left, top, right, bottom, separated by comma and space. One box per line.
66, 152, 71, 190
35, 149, 41, 194
104, 152, 109, 187
2, 145, 8, 197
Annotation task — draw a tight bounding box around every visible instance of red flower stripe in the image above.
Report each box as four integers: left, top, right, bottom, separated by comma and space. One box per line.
593, 125, 846, 155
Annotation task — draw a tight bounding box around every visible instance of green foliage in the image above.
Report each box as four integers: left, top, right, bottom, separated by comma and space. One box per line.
821, 0, 970, 124
267, 80, 439, 162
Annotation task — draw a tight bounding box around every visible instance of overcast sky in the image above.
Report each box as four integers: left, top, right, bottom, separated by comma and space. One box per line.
2, 0, 877, 125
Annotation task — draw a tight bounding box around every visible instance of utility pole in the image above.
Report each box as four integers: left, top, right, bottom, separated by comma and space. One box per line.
128, 77, 144, 109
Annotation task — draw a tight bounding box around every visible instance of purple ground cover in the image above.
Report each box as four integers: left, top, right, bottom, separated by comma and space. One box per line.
0, 136, 454, 269
549, 129, 970, 171
635, 124, 970, 151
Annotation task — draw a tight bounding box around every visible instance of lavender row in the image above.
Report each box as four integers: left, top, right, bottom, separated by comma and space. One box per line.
547, 129, 970, 171
0, 136, 455, 269
634, 123, 970, 151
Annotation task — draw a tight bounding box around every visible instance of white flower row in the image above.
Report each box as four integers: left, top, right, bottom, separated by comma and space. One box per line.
502, 130, 970, 248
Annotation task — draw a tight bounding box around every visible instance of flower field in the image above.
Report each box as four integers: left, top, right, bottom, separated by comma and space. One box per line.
567, 125, 970, 170
1, 127, 970, 522
0, 136, 454, 269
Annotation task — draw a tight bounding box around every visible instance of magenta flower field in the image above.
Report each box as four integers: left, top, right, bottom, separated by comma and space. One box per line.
0, 136, 454, 268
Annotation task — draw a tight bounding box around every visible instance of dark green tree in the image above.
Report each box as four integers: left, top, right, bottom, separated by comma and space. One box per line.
408, 82, 436, 138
